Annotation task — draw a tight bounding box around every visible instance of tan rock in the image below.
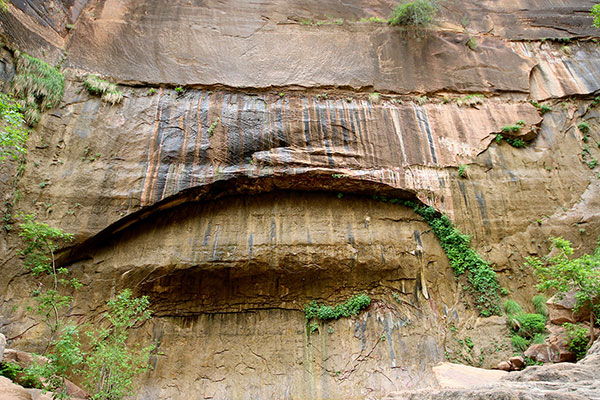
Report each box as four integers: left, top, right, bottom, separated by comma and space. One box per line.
432, 362, 508, 389
0, 376, 32, 400
547, 324, 577, 363
2, 350, 47, 368
497, 361, 511, 371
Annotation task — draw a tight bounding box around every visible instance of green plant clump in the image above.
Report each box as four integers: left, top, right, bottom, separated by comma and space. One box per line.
532, 294, 548, 317
578, 122, 590, 134
511, 334, 529, 352
458, 164, 468, 178
503, 299, 522, 316
83, 289, 154, 400
0, 93, 28, 163
563, 322, 589, 361
402, 201, 501, 316
456, 94, 483, 107
304, 293, 371, 321
208, 117, 220, 137
83, 75, 123, 105
12, 51, 64, 126
513, 312, 546, 339
388, 0, 439, 29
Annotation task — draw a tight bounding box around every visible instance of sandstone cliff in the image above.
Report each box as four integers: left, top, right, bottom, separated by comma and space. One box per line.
0, 1, 599, 399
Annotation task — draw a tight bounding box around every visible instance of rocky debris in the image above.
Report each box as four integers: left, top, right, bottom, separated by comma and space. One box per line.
383, 339, 600, 400
524, 343, 557, 363
547, 291, 591, 325
546, 324, 577, 363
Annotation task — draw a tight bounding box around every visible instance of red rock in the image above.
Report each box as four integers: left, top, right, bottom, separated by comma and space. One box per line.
497, 361, 511, 371
509, 356, 524, 369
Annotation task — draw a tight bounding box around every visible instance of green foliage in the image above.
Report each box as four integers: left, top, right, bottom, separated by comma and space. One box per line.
208, 118, 220, 137
500, 287, 509, 296
466, 37, 477, 51
532, 333, 547, 344
592, 3, 600, 29
540, 105, 552, 114
304, 293, 371, 321
0, 361, 23, 381
83, 289, 154, 400
358, 16, 386, 24
174, 86, 184, 95
501, 125, 521, 134
526, 237, 600, 325
83, 75, 123, 105
12, 51, 64, 126
532, 294, 548, 317
578, 122, 590, 134
511, 334, 529, 352
506, 138, 525, 148
563, 322, 589, 360
0, 93, 28, 163
404, 202, 501, 316
388, 0, 439, 28
368, 92, 381, 104
458, 164, 468, 178
513, 312, 546, 339
26, 323, 83, 398
503, 299, 522, 316
456, 94, 483, 107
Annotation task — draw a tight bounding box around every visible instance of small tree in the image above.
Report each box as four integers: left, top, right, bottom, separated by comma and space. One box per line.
83, 289, 154, 400
388, 0, 439, 29
526, 237, 600, 348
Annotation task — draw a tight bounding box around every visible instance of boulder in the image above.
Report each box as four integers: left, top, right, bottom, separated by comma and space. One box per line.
524, 343, 555, 363
432, 362, 508, 389
547, 324, 577, 363
509, 356, 524, 370
547, 291, 590, 325
2, 350, 47, 368
0, 376, 32, 400
496, 361, 511, 371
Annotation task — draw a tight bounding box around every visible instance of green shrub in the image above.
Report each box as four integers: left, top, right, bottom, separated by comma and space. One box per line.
501, 125, 521, 134
388, 0, 439, 28
466, 37, 477, 50
578, 122, 590, 134
458, 164, 468, 178
456, 94, 483, 107
304, 293, 371, 321
511, 334, 530, 352
0, 361, 22, 381
532, 333, 547, 344
0, 93, 28, 163
368, 92, 381, 104
11, 52, 64, 126
506, 138, 525, 148
532, 294, 548, 317
514, 312, 546, 339
83, 75, 123, 105
563, 323, 589, 360
503, 299, 522, 316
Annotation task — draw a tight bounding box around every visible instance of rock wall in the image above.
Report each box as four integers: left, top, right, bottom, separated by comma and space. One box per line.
1, 0, 600, 399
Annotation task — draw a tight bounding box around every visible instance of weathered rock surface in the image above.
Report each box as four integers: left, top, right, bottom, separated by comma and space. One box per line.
0, 0, 600, 399
0, 376, 32, 400
547, 290, 591, 325
383, 339, 600, 399
431, 363, 507, 389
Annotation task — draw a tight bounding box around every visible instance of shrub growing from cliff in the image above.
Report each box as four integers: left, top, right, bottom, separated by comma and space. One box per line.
388, 0, 439, 29
83, 75, 123, 105
592, 3, 600, 28
0, 93, 28, 163
12, 52, 64, 126
304, 293, 371, 322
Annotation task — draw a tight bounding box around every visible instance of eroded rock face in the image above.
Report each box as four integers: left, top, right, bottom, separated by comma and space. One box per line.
0, 0, 600, 399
